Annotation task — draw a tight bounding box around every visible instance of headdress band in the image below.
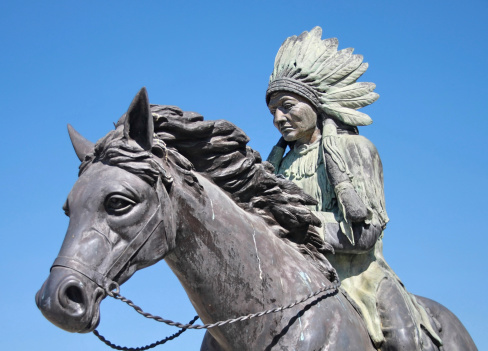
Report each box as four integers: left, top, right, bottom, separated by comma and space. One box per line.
266, 78, 321, 108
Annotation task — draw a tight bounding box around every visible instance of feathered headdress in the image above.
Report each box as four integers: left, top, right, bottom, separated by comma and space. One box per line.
266, 27, 378, 126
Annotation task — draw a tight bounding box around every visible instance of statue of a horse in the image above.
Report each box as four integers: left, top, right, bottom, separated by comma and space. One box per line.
36, 88, 476, 350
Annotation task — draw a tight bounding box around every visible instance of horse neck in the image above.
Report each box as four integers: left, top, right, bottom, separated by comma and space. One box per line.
164, 172, 330, 324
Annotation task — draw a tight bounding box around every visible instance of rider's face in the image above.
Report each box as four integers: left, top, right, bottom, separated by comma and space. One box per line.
268, 92, 319, 146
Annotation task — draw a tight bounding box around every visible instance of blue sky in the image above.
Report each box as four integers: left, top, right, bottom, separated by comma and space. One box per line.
1, 1, 487, 350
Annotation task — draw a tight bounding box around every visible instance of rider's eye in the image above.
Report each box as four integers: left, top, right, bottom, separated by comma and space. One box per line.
105, 195, 136, 215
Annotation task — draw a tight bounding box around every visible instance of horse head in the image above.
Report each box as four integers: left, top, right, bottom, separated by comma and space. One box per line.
35, 88, 176, 333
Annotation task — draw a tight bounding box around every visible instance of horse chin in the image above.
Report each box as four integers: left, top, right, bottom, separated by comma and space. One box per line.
36, 267, 106, 334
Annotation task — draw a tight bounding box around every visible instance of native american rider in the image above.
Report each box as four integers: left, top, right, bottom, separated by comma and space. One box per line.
266, 27, 443, 350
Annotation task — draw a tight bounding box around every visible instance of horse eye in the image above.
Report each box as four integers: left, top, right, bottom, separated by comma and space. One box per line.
105, 195, 136, 215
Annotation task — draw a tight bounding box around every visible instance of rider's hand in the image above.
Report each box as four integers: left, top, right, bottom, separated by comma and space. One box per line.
276, 137, 288, 149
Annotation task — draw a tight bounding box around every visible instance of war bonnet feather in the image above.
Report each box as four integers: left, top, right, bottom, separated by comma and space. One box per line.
266, 27, 378, 126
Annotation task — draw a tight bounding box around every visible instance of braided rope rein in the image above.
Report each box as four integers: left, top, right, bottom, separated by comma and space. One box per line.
93, 281, 339, 349
93, 315, 199, 351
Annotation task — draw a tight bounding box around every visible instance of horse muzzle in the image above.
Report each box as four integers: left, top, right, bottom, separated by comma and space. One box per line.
36, 267, 105, 333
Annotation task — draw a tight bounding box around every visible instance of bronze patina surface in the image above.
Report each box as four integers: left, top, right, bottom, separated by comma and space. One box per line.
35, 27, 477, 351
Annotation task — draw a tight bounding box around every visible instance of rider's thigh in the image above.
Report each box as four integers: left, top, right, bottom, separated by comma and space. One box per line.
376, 278, 437, 351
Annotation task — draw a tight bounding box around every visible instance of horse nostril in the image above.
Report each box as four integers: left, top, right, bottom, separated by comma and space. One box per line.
58, 280, 87, 317
66, 285, 84, 305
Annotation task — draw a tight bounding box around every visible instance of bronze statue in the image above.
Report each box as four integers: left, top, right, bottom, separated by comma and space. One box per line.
265, 27, 475, 350
35, 29, 477, 350
36, 89, 374, 350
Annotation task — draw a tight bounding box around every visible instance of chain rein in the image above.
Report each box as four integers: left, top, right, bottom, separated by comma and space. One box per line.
93, 281, 340, 350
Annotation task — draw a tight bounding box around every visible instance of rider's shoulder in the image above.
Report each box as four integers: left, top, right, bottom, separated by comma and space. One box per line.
339, 134, 379, 156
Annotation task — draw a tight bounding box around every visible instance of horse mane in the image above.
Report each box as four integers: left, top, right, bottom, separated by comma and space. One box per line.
151, 105, 337, 281
78, 103, 337, 280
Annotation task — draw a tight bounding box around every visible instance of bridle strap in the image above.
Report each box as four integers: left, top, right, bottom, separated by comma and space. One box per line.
52, 256, 116, 291
106, 203, 164, 280
51, 182, 167, 294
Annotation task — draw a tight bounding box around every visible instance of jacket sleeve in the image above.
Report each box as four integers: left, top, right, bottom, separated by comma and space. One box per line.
338, 135, 389, 230
316, 134, 389, 253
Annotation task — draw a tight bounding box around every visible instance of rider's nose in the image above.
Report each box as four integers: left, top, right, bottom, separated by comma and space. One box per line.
273, 109, 287, 125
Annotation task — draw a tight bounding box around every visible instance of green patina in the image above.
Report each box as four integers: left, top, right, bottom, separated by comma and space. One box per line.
268, 132, 441, 347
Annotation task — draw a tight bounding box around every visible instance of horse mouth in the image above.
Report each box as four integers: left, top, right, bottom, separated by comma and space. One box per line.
36, 268, 106, 333
79, 285, 105, 333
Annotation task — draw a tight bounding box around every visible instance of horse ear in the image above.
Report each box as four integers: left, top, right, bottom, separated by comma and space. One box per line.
67, 124, 95, 162
124, 87, 154, 151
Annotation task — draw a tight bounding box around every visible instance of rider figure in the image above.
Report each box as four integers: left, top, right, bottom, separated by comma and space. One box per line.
266, 27, 442, 350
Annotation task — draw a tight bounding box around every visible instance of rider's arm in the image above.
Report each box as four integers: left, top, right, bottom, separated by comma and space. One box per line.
314, 212, 382, 254
323, 151, 369, 222
317, 135, 386, 254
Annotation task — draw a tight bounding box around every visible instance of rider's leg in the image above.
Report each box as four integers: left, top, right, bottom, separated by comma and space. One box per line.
376, 278, 437, 351
415, 295, 477, 351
